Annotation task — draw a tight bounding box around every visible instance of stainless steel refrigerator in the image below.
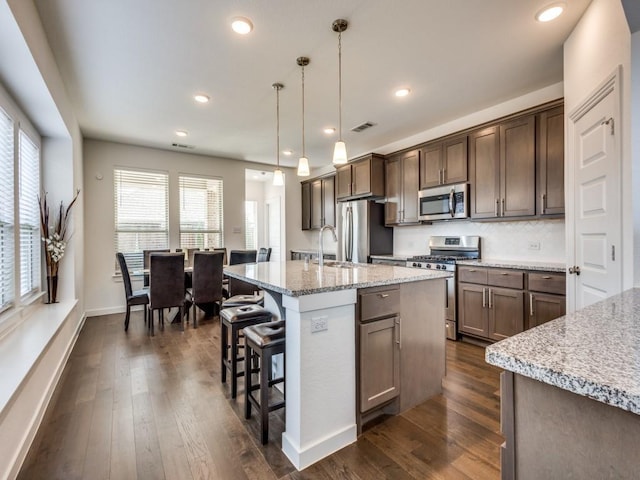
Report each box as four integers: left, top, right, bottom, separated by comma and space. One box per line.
336, 200, 393, 263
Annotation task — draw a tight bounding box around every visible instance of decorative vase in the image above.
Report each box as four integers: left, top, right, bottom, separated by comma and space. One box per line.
46, 275, 58, 304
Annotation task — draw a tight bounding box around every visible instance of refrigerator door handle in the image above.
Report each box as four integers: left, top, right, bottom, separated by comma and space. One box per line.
346, 206, 353, 262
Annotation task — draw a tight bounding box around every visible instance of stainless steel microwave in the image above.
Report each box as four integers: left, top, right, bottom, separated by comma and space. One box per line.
418, 183, 469, 221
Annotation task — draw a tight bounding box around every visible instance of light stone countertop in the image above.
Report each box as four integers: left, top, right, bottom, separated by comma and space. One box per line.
486, 288, 640, 415
457, 259, 566, 272
369, 254, 410, 262
290, 249, 336, 256
224, 260, 451, 297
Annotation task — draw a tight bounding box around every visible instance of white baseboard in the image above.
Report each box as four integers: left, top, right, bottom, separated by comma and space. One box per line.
282, 424, 357, 471
85, 305, 130, 317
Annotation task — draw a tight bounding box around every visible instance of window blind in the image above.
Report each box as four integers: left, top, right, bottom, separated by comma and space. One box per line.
0, 108, 14, 311
179, 175, 223, 250
114, 169, 169, 271
244, 200, 258, 250
18, 130, 40, 298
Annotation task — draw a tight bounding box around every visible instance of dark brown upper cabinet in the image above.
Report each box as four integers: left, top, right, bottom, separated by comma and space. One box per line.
301, 174, 335, 231
537, 105, 564, 216
384, 149, 420, 226
335, 154, 385, 201
420, 134, 468, 189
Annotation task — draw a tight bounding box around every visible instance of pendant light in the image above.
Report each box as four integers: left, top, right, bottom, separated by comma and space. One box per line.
296, 56, 310, 176
272, 83, 285, 186
332, 19, 348, 165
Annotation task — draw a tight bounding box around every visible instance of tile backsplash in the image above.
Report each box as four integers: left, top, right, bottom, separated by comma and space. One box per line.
394, 218, 565, 263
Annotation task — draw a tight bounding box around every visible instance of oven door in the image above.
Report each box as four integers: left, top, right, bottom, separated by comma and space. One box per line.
418, 183, 468, 221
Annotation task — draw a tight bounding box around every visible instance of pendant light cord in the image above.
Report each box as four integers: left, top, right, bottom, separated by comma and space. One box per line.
338, 29, 342, 142
301, 64, 306, 158
276, 86, 280, 169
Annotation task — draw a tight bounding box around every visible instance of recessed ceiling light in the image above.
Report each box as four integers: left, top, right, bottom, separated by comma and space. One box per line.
231, 17, 253, 34
283, 149, 293, 156
535, 2, 565, 22
395, 88, 411, 97
175, 130, 188, 137
194, 94, 210, 103
324, 127, 336, 135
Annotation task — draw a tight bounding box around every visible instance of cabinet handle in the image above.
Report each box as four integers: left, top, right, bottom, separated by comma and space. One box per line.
542, 275, 551, 280
378, 293, 390, 299
500, 272, 508, 276
482, 287, 487, 308
501, 198, 505, 217
396, 318, 401, 349
541, 193, 546, 215
442, 168, 446, 183
495, 199, 499, 217
468, 269, 477, 272
530, 293, 534, 316
488, 288, 493, 309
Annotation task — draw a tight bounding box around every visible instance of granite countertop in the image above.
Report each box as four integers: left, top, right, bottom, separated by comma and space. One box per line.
224, 260, 451, 297
457, 259, 566, 272
486, 288, 640, 415
290, 249, 336, 256
369, 254, 410, 261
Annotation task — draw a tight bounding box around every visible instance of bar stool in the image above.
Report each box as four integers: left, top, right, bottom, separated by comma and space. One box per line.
220, 304, 272, 398
244, 320, 286, 445
221, 291, 264, 308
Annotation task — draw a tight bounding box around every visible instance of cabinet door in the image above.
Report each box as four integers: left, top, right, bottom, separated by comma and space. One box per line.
500, 116, 536, 217
359, 317, 400, 412
322, 176, 335, 227
537, 106, 565, 216
336, 165, 352, 199
458, 283, 489, 337
384, 157, 401, 225
527, 292, 566, 330
401, 150, 420, 223
469, 126, 500, 219
301, 182, 311, 230
310, 179, 323, 229
419, 143, 442, 189
442, 134, 468, 185
352, 158, 371, 196
489, 287, 524, 341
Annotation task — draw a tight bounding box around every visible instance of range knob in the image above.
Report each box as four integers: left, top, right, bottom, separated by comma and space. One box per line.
412, 262, 419, 267
425, 263, 431, 269
436, 264, 443, 270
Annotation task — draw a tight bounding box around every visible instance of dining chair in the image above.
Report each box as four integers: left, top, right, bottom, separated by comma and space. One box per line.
212, 247, 228, 265
143, 248, 170, 287
116, 252, 149, 332
229, 249, 257, 265
257, 247, 272, 262
227, 249, 259, 297
147, 252, 186, 335
186, 251, 224, 327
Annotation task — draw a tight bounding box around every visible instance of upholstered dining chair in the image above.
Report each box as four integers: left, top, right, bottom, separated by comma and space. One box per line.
212, 247, 228, 265
227, 249, 259, 297
147, 252, 186, 335
186, 251, 224, 327
257, 247, 272, 263
142, 248, 170, 287
229, 249, 257, 265
116, 252, 149, 332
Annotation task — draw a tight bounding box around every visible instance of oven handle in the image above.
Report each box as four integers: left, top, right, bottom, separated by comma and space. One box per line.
449, 188, 455, 217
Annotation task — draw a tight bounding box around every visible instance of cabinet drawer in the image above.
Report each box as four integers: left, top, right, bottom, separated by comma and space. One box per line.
458, 266, 488, 284
487, 269, 524, 289
528, 272, 565, 295
359, 287, 400, 321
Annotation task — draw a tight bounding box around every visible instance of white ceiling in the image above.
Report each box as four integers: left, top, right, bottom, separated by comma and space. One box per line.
33, 0, 591, 170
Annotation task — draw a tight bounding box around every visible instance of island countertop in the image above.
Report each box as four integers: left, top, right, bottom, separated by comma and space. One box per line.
486, 288, 640, 415
224, 260, 451, 297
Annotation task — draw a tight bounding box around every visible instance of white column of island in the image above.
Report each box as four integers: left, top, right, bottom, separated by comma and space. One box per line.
223, 260, 450, 470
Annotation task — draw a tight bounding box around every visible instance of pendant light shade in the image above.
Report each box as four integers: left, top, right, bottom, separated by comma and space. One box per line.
332, 19, 348, 165
297, 56, 311, 177
272, 82, 284, 186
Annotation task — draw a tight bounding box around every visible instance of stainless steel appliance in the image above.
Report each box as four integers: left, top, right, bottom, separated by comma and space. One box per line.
406, 235, 480, 340
337, 200, 393, 263
418, 182, 469, 222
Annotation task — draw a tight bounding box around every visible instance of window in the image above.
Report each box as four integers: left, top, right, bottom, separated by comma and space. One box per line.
114, 169, 169, 271
0, 108, 14, 312
19, 131, 41, 297
244, 200, 258, 250
179, 175, 223, 250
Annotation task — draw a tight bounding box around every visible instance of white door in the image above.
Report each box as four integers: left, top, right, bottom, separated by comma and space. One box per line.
266, 197, 281, 262
567, 72, 622, 311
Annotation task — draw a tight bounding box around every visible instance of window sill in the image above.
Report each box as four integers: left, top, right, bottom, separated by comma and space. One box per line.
0, 298, 78, 418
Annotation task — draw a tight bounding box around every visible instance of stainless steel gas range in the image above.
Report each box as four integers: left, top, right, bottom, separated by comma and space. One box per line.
406, 236, 481, 340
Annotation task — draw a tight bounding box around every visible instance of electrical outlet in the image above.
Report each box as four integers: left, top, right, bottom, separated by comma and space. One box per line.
310, 316, 328, 333
528, 241, 541, 251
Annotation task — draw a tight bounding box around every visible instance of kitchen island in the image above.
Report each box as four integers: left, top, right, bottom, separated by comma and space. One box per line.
224, 260, 450, 470
486, 288, 640, 479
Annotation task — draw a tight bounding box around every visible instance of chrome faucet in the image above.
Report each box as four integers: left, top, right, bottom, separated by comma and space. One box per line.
318, 224, 337, 267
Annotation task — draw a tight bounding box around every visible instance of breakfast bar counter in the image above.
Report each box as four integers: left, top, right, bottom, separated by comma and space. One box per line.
224, 260, 450, 470
486, 288, 640, 478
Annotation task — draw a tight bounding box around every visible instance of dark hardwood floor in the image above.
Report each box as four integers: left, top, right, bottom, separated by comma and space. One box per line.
18, 310, 503, 479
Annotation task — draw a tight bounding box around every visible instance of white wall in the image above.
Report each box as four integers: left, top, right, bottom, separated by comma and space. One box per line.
564, 0, 633, 288
83, 139, 300, 315
245, 178, 266, 248
632, 30, 640, 285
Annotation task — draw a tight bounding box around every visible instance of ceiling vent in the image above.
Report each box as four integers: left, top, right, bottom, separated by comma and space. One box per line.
171, 142, 195, 149
351, 121, 376, 133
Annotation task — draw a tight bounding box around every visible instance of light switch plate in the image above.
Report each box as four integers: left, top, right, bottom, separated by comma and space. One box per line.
528, 241, 541, 250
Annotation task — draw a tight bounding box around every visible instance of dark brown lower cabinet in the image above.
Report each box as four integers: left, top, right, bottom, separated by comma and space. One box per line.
359, 316, 400, 412
527, 292, 566, 329
458, 283, 489, 338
